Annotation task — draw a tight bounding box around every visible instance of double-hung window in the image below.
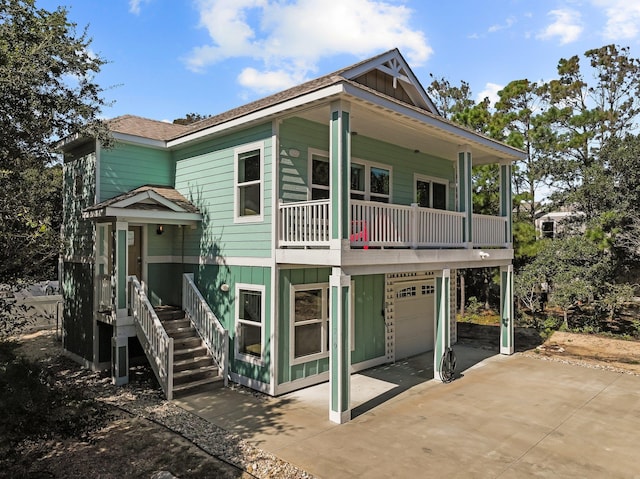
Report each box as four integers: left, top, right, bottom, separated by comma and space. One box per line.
235, 285, 265, 364
415, 175, 448, 210
235, 143, 263, 222
291, 282, 355, 364
292, 285, 329, 362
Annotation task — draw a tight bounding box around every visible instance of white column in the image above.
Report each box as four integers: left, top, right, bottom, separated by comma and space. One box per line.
111, 330, 129, 385
500, 265, 515, 355
329, 267, 351, 424
114, 221, 128, 318
457, 147, 473, 247
499, 160, 513, 248
434, 269, 451, 381
329, 101, 351, 251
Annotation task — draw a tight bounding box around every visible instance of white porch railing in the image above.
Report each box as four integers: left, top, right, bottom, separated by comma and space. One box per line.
473, 214, 509, 247
279, 199, 331, 246
129, 276, 174, 400
351, 201, 466, 248
182, 273, 229, 386
278, 199, 508, 249
96, 274, 112, 312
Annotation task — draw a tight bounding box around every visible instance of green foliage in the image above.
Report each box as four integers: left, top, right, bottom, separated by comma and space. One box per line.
0, 0, 111, 167
0, 341, 111, 450
0, 1, 109, 284
172, 112, 211, 126
0, 165, 62, 282
598, 283, 635, 320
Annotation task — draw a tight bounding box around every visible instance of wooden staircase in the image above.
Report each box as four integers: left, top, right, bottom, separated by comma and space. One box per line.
155, 306, 223, 396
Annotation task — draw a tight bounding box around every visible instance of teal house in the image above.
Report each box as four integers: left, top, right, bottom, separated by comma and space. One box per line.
60, 50, 523, 423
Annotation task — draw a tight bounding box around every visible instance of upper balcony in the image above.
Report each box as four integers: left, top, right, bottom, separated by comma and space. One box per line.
278, 199, 509, 250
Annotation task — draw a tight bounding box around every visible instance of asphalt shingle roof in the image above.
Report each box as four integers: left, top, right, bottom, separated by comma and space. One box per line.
85, 184, 200, 214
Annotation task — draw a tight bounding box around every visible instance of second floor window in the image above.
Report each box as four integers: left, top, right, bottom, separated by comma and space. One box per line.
310, 153, 330, 200
309, 150, 391, 203
235, 143, 263, 222
415, 176, 447, 210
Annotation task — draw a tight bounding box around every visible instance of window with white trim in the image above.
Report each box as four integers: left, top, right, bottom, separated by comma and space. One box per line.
235, 143, 263, 221
293, 286, 329, 360
291, 283, 355, 364
415, 175, 447, 210
352, 161, 390, 203
235, 285, 264, 363
308, 151, 391, 203
310, 152, 330, 200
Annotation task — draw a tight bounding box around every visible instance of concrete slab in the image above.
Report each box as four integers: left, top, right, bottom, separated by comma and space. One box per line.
175, 345, 640, 478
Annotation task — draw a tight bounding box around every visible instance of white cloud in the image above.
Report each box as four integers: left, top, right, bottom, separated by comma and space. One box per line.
186, 0, 433, 94
477, 83, 503, 108
537, 9, 583, 45
488, 16, 516, 33
591, 0, 640, 40
238, 67, 305, 93
129, 0, 152, 15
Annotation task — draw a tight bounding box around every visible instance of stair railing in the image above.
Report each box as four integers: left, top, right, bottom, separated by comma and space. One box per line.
182, 273, 229, 386
129, 276, 174, 400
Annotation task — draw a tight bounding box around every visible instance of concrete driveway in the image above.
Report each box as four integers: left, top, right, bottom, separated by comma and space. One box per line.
176, 346, 640, 478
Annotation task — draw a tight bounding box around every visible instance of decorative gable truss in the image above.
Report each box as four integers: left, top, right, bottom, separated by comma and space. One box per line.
342, 50, 439, 115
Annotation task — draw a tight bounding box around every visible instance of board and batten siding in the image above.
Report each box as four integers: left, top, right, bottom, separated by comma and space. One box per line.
173, 124, 273, 258
277, 268, 385, 385
99, 142, 174, 202
63, 143, 97, 260
278, 117, 456, 208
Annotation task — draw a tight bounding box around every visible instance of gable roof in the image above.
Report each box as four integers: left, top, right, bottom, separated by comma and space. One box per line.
83, 185, 202, 224
96, 48, 524, 162
108, 115, 189, 141
173, 49, 437, 141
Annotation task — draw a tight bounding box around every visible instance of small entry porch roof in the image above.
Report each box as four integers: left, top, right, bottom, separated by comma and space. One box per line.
82, 184, 203, 226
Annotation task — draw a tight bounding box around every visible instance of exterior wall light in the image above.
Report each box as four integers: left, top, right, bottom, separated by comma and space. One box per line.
156, 225, 164, 235
220, 283, 230, 292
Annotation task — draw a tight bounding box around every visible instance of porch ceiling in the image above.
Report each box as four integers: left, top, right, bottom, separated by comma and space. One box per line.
293, 96, 521, 165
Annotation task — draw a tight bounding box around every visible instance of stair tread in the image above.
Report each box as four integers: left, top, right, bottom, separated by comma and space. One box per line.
174, 356, 213, 366
173, 364, 219, 378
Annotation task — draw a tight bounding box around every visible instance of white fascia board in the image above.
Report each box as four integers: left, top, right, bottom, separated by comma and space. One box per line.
167, 84, 346, 148
342, 50, 399, 79
104, 207, 201, 224
113, 190, 185, 212
343, 84, 526, 161
112, 132, 167, 150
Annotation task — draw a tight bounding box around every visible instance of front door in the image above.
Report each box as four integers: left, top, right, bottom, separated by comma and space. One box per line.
394, 280, 435, 359
127, 226, 142, 280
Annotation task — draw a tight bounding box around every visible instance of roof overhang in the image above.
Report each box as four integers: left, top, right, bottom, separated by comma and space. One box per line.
83, 207, 202, 225
166, 82, 524, 164
82, 186, 202, 225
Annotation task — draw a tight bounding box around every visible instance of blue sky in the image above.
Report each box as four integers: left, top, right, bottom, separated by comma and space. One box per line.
39, 0, 640, 122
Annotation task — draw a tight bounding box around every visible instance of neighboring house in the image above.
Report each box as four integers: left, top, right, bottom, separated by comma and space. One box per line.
59, 49, 524, 424
535, 207, 584, 239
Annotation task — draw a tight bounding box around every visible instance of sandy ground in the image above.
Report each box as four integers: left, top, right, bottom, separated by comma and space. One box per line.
531, 330, 640, 374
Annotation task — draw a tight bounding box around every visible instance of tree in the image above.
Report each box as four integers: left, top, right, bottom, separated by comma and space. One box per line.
0, 0, 109, 284
172, 113, 211, 126
543, 45, 640, 206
